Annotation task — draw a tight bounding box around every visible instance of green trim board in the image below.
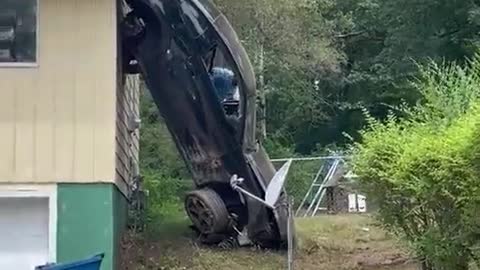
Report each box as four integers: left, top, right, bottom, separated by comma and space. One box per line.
113, 184, 128, 269
57, 183, 127, 270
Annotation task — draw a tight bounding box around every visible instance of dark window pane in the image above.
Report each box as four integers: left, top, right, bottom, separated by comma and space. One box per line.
208, 46, 244, 132
0, 0, 37, 63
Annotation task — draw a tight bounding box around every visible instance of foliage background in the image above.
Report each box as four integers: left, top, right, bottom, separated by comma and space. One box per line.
136, 1, 480, 266
352, 56, 480, 269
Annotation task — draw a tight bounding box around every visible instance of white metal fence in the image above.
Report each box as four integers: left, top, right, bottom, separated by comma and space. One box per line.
271, 155, 355, 217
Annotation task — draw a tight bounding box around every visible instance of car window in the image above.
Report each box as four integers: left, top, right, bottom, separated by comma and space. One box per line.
0, 0, 38, 64
207, 46, 245, 132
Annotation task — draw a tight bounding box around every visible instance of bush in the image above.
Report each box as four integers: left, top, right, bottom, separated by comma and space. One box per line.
352, 55, 480, 270
139, 90, 191, 234
142, 169, 191, 235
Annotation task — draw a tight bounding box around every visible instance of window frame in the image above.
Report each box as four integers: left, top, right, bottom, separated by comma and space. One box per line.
206, 43, 247, 140
0, 0, 39, 68
0, 184, 57, 263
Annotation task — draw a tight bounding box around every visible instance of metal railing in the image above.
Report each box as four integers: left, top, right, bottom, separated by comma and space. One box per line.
272, 154, 349, 217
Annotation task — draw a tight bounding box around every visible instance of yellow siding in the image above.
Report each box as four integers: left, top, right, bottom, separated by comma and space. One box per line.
0, 0, 118, 183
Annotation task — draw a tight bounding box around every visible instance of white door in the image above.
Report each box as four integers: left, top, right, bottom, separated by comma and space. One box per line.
348, 194, 357, 212
357, 195, 367, 213
0, 197, 49, 270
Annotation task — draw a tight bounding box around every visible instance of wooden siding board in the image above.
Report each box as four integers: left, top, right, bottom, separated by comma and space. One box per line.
114, 74, 140, 187
52, 0, 76, 181
116, 119, 130, 147
15, 74, 36, 180
93, 0, 117, 181
115, 169, 127, 185
0, 72, 17, 179
35, 55, 55, 181
115, 153, 129, 177
115, 138, 130, 167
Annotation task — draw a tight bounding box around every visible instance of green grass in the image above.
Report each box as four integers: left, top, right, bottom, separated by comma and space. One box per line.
120, 214, 419, 270
295, 215, 417, 270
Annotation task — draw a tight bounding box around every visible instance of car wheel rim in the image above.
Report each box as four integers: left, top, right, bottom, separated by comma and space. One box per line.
186, 195, 215, 233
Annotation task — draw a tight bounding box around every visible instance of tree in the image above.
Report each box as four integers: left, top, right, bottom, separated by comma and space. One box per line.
215, 0, 347, 153
334, 0, 480, 116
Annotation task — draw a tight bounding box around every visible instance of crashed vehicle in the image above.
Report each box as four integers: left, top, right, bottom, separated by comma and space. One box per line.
121, 0, 292, 248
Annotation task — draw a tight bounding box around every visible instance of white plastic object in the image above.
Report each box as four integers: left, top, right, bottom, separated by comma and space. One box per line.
265, 159, 292, 208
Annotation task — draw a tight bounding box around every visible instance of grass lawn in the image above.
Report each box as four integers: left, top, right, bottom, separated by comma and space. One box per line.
120, 214, 418, 270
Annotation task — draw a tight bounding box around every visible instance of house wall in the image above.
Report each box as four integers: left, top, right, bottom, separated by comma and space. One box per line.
115, 74, 140, 191
0, 0, 118, 184
0, 1, 138, 269
115, 1, 141, 191
57, 183, 127, 270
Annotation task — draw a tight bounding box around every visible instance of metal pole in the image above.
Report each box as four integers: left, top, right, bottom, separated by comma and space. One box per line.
303, 182, 324, 217
312, 160, 340, 216
295, 163, 324, 216
304, 159, 338, 217
287, 196, 294, 270
232, 185, 274, 209
272, 156, 347, 162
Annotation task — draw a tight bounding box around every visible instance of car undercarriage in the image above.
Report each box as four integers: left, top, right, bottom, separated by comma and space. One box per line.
121, 0, 293, 248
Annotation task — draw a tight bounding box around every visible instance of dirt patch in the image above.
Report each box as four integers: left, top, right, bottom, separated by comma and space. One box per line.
120, 215, 418, 270
354, 250, 409, 267
120, 230, 200, 270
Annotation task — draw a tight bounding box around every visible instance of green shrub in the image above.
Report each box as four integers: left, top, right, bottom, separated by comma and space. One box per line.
139, 90, 191, 233
352, 55, 480, 270
142, 169, 191, 235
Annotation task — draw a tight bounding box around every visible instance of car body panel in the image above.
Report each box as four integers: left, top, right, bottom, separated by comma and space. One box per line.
123, 0, 289, 246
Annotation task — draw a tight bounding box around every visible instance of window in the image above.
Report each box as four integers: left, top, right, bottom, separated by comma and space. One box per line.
206, 46, 245, 134
0, 0, 37, 64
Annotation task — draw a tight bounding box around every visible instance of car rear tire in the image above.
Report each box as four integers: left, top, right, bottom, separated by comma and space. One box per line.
185, 188, 229, 234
